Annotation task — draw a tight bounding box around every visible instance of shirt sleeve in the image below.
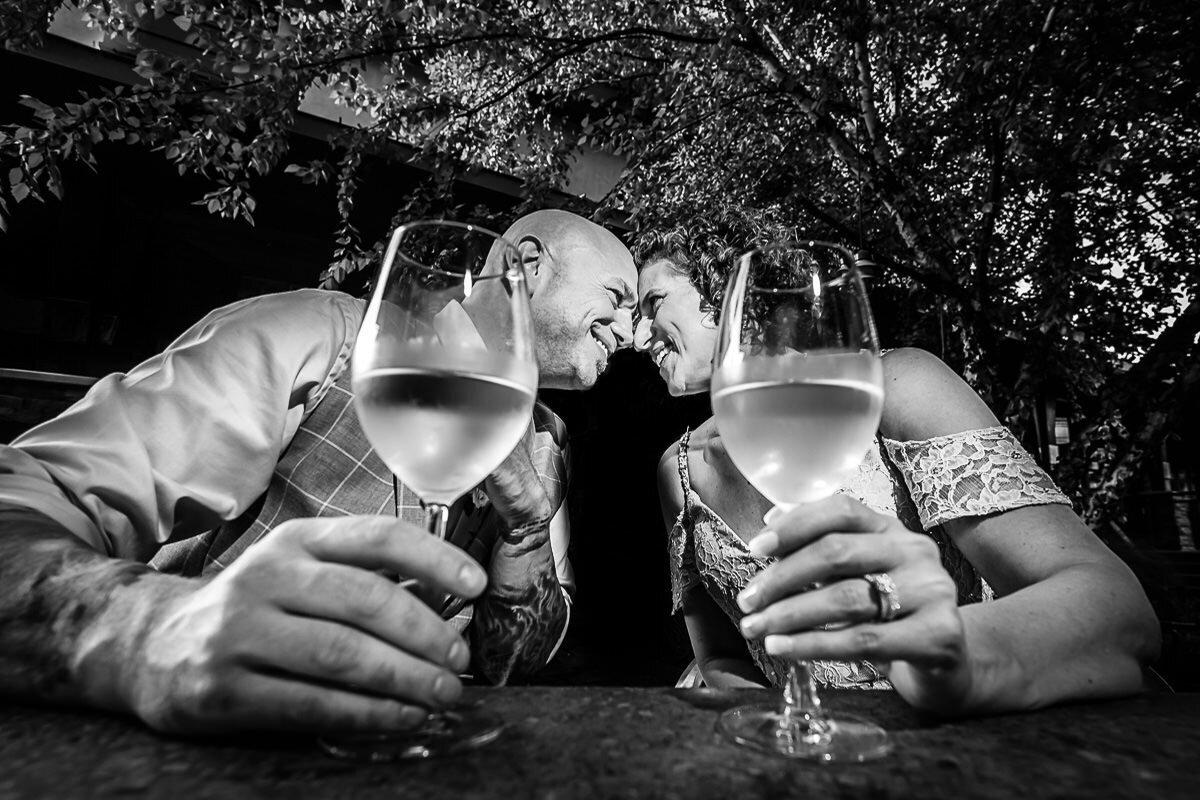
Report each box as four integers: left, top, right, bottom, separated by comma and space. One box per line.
0, 289, 364, 561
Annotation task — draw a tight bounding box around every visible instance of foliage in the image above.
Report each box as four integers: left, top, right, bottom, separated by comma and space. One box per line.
1, 0, 1197, 531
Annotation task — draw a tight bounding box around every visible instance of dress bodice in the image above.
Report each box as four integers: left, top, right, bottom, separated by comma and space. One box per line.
667, 425, 1070, 689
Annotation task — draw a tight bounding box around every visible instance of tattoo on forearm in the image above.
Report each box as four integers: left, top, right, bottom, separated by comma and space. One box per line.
0, 511, 155, 702
472, 561, 567, 686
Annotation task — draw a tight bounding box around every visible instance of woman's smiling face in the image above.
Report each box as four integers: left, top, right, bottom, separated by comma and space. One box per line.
634, 257, 718, 396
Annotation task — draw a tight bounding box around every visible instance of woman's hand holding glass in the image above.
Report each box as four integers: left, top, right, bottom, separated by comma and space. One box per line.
711, 240, 891, 760
734, 494, 973, 714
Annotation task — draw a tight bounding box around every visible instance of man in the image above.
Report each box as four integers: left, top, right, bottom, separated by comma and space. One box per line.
0, 209, 637, 734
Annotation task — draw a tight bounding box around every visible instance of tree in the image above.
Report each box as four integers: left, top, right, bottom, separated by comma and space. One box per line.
2, 0, 1197, 532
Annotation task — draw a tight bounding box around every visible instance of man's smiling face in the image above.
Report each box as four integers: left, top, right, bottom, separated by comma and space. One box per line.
526, 221, 637, 390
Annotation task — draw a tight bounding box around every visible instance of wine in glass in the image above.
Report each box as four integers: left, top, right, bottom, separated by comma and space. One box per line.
710, 240, 889, 762
321, 220, 538, 761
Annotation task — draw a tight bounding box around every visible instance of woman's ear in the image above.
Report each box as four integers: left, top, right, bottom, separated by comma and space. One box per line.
517, 234, 545, 290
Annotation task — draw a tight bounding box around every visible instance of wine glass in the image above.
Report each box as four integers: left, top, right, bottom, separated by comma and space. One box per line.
710, 240, 889, 762
320, 220, 538, 761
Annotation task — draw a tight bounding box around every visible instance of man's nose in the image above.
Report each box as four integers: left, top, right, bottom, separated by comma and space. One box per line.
611, 308, 635, 350
633, 317, 653, 352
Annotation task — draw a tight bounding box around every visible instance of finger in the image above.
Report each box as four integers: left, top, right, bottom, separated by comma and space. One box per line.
243, 614, 465, 711
738, 576, 881, 638
297, 516, 488, 600
747, 495, 887, 559
267, 561, 471, 673
170, 671, 433, 735
760, 604, 966, 671
747, 494, 889, 559
739, 564, 950, 639
737, 531, 903, 613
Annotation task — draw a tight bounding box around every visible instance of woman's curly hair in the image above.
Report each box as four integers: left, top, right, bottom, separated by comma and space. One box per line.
631, 207, 805, 324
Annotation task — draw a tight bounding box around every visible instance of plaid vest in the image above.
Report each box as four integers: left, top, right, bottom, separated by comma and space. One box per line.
152, 365, 568, 627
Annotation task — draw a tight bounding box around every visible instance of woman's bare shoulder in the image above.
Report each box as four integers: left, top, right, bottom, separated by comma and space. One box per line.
880, 348, 999, 441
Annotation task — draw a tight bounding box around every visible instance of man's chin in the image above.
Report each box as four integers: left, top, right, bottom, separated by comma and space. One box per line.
540, 366, 598, 391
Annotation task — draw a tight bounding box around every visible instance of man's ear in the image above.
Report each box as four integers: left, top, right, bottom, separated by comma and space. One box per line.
516, 234, 545, 290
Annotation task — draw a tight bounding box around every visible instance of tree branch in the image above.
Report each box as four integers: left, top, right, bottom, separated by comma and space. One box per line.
852, 1, 883, 147
973, 2, 1061, 286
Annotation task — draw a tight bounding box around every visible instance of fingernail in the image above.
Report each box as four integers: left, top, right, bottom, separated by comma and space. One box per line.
447, 638, 468, 671
459, 563, 486, 594
739, 613, 763, 637
763, 635, 790, 656
747, 531, 779, 558
763, 506, 782, 525
398, 705, 430, 729
736, 583, 761, 613
433, 674, 461, 706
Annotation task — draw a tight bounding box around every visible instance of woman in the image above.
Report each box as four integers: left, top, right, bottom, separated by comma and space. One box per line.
633, 231, 1159, 716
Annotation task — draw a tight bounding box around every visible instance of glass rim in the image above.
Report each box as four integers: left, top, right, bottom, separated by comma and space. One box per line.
734, 241, 865, 298
391, 219, 523, 283
737, 238, 856, 263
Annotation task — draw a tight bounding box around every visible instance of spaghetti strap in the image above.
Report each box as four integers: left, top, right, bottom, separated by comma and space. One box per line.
677, 428, 693, 515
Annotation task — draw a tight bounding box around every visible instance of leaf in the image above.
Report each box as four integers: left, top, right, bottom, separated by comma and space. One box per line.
17, 96, 50, 113
47, 165, 63, 200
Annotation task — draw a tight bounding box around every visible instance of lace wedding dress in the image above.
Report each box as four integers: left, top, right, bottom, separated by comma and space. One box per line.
668, 426, 1070, 689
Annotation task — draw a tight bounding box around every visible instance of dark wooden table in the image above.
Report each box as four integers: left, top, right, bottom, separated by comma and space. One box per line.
2, 687, 1196, 799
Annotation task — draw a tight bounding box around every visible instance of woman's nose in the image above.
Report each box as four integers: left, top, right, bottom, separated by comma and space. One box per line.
633, 317, 653, 351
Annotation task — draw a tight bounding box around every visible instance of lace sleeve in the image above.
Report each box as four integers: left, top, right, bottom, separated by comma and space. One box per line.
881, 426, 1071, 530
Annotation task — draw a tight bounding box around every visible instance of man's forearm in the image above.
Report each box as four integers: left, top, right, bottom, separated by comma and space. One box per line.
0, 506, 181, 712
471, 528, 568, 685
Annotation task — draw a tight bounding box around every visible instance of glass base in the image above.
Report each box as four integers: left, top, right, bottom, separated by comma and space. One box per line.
717, 702, 890, 762
318, 708, 506, 761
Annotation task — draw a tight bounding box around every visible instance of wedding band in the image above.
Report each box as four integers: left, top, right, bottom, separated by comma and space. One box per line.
863, 572, 901, 622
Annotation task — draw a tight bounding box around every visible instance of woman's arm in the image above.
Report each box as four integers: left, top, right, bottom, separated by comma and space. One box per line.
656, 442, 767, 689
881, 348, 1160, 713
681, 587, 769, 688
734, 347, 1159, 716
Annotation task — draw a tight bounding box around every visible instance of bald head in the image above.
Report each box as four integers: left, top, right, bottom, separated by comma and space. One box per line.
502, 210, 629, 275
500, 209, 637, 390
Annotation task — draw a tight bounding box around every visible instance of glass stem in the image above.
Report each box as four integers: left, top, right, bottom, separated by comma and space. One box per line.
424, 502, 450, 540
780, 660, 830, 745
415, 502, 453, 615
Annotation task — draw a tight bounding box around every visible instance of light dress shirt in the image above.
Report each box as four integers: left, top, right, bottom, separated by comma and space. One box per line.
0, 289, 575, 599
